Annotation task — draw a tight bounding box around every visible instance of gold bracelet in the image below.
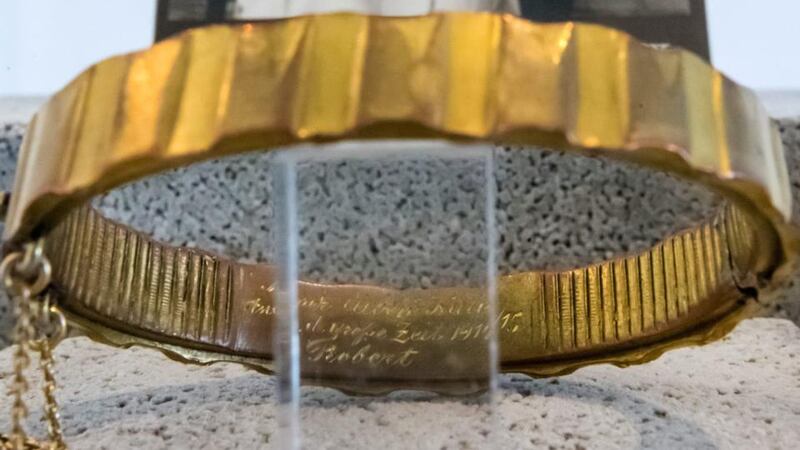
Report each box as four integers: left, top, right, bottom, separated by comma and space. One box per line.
2, 13, 798, 401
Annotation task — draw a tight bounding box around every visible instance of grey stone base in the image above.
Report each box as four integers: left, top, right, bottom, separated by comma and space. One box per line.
0, 318, 796, 449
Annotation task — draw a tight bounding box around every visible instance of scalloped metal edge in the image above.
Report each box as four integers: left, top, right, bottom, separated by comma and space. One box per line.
62, 300, 760, 395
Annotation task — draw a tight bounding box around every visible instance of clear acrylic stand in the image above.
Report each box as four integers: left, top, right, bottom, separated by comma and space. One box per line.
272, 140, 499, 449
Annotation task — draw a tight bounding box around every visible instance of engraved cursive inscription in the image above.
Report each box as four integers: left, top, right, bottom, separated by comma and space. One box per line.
242, 290, 526, 371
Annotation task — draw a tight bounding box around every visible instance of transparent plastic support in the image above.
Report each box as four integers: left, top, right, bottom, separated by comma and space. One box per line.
272, 140, 499, 449
231, 0, 520, 19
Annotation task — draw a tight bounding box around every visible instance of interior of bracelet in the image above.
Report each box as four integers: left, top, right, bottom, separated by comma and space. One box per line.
88, 143, 725, 287
29, 143, 765, 375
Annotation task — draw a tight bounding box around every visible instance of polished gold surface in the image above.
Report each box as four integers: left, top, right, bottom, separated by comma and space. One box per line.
3, 13, 797, 392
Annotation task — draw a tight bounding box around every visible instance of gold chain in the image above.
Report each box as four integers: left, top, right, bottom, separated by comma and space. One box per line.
7, 287, 34, 449
1, 242, 67, 450
37, 339, 65, 449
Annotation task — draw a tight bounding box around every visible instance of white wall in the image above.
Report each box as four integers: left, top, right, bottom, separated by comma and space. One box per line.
0, 0, 156, 96
0, 0, 798, 96
706, 0, 800, 90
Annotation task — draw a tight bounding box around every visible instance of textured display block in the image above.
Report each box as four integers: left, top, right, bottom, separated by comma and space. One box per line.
0, 319, 796, 449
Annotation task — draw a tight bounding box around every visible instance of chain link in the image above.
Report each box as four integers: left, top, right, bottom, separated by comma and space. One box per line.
37, 340, 65, 449
6, 289, 34, 449
1, 242, 67, 450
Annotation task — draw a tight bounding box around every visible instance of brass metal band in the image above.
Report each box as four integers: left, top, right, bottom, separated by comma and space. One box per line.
3, 13, 797, 389
44, 202, 758, 383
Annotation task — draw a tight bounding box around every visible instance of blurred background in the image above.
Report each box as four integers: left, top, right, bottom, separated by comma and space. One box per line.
1, 0, 799, 118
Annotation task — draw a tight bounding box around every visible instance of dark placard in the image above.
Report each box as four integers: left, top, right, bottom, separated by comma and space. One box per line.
155, 0, 708, 60
155, 0, 229, 41
519, 0, 709, 59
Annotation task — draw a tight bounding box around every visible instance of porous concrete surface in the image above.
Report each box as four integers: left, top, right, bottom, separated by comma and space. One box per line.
89, 142, 721, 278
0, 318, 796, 449
0, 123, 23, 348
771, 120, 800, 322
